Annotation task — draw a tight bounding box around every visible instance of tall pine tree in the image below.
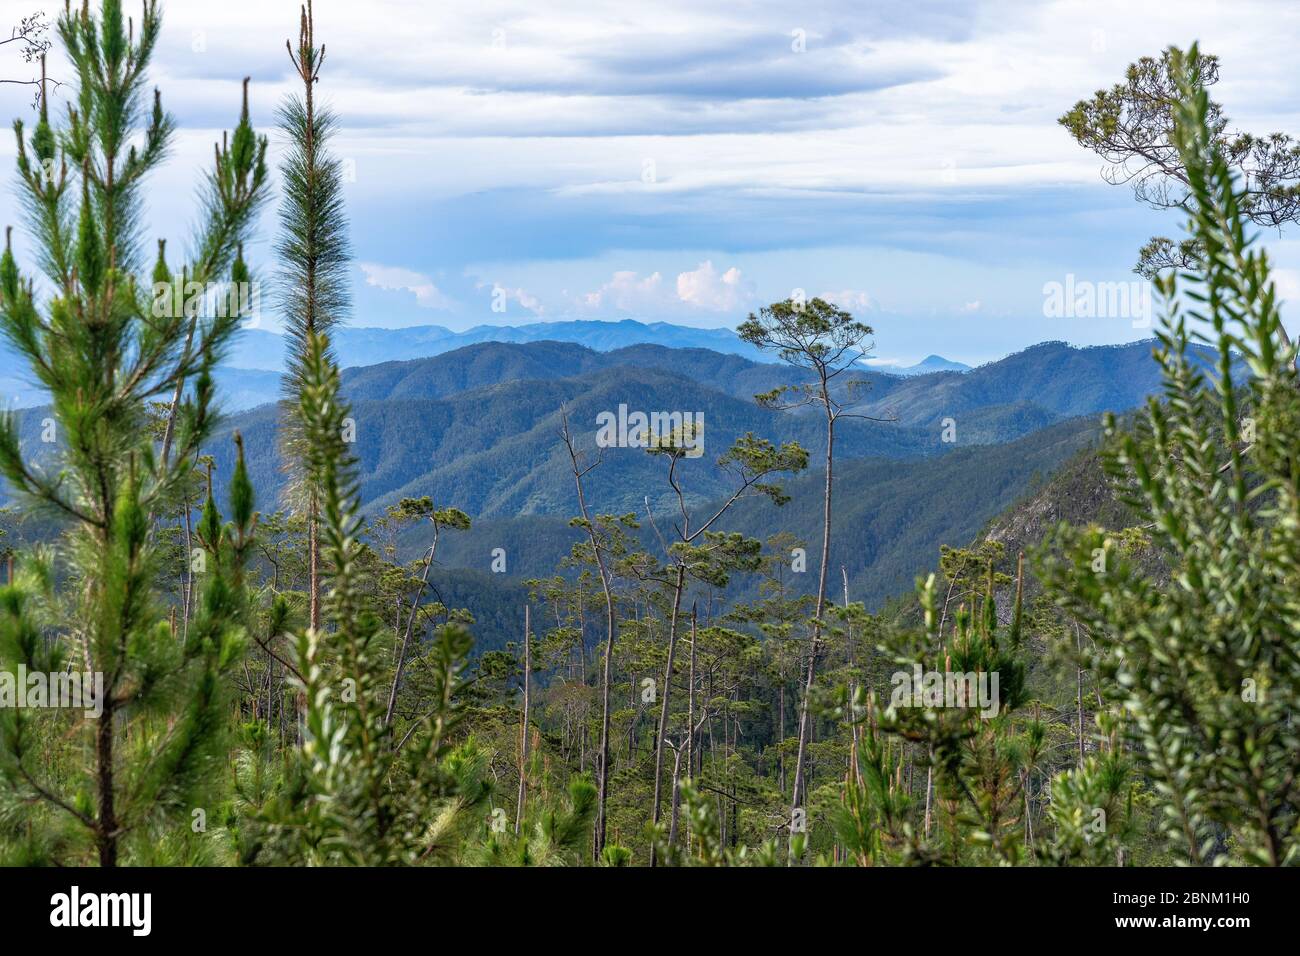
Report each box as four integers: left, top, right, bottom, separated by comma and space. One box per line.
276, 0, 352, 635
0, 0, 267, 866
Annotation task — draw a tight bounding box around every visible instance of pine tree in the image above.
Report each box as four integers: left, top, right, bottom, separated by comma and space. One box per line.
832, 560, 1030, 866
243, 333, 486, 865
738, 297, 883, 855
642, 429, 807, 864
277, 0, 352, 635
382, 496, 471, 727
476, 775, 599, 867
0, 0, 267, 866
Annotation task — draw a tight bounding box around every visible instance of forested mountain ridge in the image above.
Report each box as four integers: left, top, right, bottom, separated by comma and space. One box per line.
193, 337, 1216, 517
0, 341, 1091, 541
415, 414, 1104, 624
223, 318, 776, 370
207, 362, 941, 517
333, 336, 1216, 425
0, 324, 1215, 418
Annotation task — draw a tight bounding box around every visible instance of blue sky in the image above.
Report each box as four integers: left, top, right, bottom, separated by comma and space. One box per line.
2, 0, 1299, 365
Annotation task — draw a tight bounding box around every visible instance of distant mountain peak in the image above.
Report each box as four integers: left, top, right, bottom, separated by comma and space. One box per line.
877, 354, 972, 377
218, 317, 771, 374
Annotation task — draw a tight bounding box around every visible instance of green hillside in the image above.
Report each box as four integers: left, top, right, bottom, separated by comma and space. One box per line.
413, 415, 1103, 620
200, 338, 1212, 520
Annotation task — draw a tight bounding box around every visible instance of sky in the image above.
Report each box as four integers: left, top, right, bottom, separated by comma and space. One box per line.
1, 0, 1299, 365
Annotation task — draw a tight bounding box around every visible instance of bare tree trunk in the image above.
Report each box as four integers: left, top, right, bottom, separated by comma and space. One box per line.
577, 604, 588, 774
96, 704, 117, 867
1024, 770, 1035, 850
842, 566, 862, 786
1075, 621, 1085, 768
384, 524, 439, 727
181, 493, 195, 639
686, 604, 697, 851
594, 585, 614, 856
924, 761, 934, 837
667, 743, 684, 852
686, 604, 697, 780
789, 399, 835, 848
561, 410, 617, 857
650, 564, 685, 866
627, 679, 637, 761
515, 605, 531, 834
778, 682, 785, 794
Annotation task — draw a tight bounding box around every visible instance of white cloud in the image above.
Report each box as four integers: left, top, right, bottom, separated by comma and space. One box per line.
676, 260, 752, 312
490, 283, 547, 316
358, 262, 453, 309
8, 0, 1300, 345
820, 289, 873, 311
10, 0, 1298, 211
138, 1, 1300, 201
575, 260, 753, 314
1275, 268, 1300, 303
581, 270, 665, 311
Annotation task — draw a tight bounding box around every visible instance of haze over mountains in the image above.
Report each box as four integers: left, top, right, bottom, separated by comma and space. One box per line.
225, 319, 776, 370
0, 314, 1196, 622
0, 325, 1183, 529
0, 324, 1211, 641
0, 319, 968, 410
201, 336, 1181, 516
191, 333, 1196, 620
876, 354, 973, 376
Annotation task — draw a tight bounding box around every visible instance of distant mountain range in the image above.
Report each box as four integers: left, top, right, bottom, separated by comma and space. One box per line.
221, 319, 776, 372
227, 320, 969, 380
0, 319, 971, 411
190, 336, 1196, 522
0, 332, 1218, 644
1, 333, 1210, 523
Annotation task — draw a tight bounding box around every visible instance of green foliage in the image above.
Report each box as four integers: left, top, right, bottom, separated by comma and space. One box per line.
1060, 45, 1300, 279
652, 782, 784, 867
738, 297, 874, 381
475, 776, 598, 867
3, 10, 1295, 872
242, 333, 487, 865
0, 0, 266, 867
831, 564, 1032, 866
1043, 715, 1137, 866
276, 6, 352, 402
1041, 45, 1300, 866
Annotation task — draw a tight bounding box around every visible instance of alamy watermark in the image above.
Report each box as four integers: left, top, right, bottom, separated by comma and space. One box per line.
595, 404, 704, 458
889, 664, 1001, 718
0, 665, 104, 718
50, 886, 151, 936
152, 279, 262, 326
1042, 274, 1152, 328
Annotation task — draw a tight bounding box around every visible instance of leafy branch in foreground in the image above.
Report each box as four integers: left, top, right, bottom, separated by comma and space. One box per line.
242, 333, 486, 865
1042, 43, 1300, 867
